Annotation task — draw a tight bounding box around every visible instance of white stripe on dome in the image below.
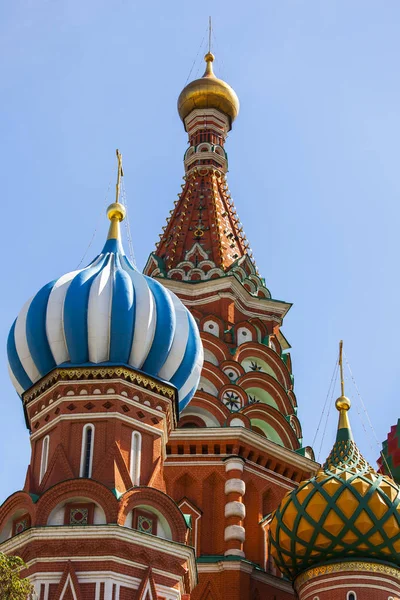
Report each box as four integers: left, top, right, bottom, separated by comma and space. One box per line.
8, 363, 24, 396
122, 264, 156, 369
46, 269, 83, 365
158, 290, 189, 380
88, 254, 114, 363
178, 357, 203, 401
14, 297, 41, 384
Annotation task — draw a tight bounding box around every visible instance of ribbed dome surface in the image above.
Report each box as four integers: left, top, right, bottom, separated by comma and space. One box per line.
7, 227, 203, 412
269, 403, 400, 579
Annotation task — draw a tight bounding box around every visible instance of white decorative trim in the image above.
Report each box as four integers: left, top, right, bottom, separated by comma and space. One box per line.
225, 479, 245, 496
30, 412, 164, 449
300, 574, 400, 598
59, 574, 78, 600
224, 525, 245, 542
159, 276, 289, 318
224, 501, 245, 519
169, 427, 317, 473
130, 430, 142, 486
224, 549, 244, 558
39, 435, 50, 484
28, 570, 181, 600
79, 423, 95, 478
0, 526, 196, 588
25, 555, 182, 586
28, 382, 171, 424
225, 458, 244, 473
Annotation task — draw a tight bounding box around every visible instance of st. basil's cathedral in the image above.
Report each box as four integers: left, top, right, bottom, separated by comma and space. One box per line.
2, 48, 400, 600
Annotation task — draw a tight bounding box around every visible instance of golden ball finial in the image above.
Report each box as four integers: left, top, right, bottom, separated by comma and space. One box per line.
335, 395, 351, 411
177, 52, 240, 128
107, 202, 126, 222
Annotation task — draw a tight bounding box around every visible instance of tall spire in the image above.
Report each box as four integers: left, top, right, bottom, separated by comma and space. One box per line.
145, 51, 262, 282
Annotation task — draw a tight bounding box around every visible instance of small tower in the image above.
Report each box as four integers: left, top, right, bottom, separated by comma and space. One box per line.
2, 152, 203, 598
270, 343, 400, 599
378, 420, 400, 485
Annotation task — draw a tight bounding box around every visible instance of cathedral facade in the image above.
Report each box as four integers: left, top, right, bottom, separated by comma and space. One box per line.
2, 51, 400, 600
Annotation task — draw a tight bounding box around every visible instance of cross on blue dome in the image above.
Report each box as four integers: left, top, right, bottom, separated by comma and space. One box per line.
7, 163, 203, 413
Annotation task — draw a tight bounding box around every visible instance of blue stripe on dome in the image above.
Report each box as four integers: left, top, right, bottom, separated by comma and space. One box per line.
26, 281, 57, 377
101, 237, 124, 255
141, 276, 176, 375
110, 255, 135, 363
179, 382, 198, 412
7, 320, 33, 392
171, 312, 202, 391
64, 255, 108, 363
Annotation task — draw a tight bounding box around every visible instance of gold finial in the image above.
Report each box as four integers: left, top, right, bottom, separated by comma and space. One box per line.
203, 51, 215, 78
335, 340, 351, 412
208, 16, 212, 54
106, 149, 126, 240
335, 340, 351, 431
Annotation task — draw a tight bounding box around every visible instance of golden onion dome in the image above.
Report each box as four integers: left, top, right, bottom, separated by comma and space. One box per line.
269, 395, 400, 581
177, 52, 240, 128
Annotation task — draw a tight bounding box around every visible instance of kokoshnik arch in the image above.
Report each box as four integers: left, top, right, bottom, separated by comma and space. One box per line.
2, 48, 400, 600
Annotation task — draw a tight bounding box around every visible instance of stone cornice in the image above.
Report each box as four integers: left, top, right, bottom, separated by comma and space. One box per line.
295, 560, 400, 589
23, 366, 176, 406
197, 560, 294, 594
0, 525, 197, 588
168, 428, 318, 474
159, 277, 291, 320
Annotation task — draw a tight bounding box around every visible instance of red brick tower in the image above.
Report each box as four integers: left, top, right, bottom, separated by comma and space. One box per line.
144, 53, 319, 599
2, 156, 203, 598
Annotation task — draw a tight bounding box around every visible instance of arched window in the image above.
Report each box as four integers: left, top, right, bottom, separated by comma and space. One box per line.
39, 435, 49, 483
80, 424, 95, 478
130, 431, 142, 486
347, 593, 357, 600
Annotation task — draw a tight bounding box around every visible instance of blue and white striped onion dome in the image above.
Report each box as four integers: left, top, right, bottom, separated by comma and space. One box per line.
7, 201, 203, 412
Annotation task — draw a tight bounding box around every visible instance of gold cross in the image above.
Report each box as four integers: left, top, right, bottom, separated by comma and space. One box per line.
339, 340, 345, 396
115, 148, 124, 204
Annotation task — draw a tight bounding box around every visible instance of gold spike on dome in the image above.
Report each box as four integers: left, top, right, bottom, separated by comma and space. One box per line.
336, 340, 352, 433
107, 149, 126, 240
177, 53, 240, 126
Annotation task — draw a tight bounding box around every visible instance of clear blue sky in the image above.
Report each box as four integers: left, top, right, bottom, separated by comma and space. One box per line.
1, 0, 399, 502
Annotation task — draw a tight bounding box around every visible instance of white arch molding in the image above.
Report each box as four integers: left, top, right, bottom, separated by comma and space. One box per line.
39, 435, 50, 483
79, 424, 95, 478
130, 431, 142, 486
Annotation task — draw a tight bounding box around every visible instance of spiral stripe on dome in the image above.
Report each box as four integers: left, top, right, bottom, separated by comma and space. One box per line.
121, 256, 156, 368
109, 255, 135, 364
158, 291, 190, 381
7, 237, 203, 411
46, 269, 83, 364
7, 320, 32, 392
